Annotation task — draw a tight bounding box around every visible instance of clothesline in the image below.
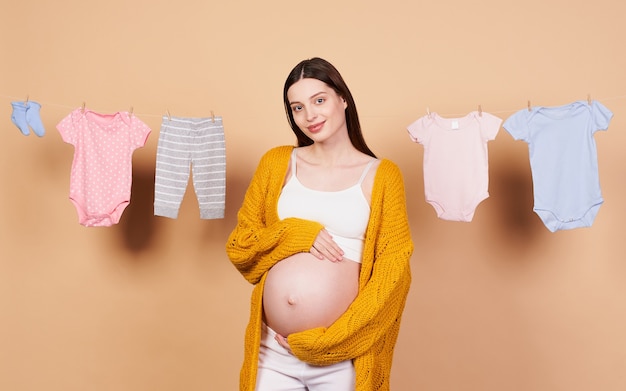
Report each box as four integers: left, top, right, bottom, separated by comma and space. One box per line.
479, 94, 626, 116
3, 92, 626, 121
395, 94, 626, 119
1, 93, 166, 119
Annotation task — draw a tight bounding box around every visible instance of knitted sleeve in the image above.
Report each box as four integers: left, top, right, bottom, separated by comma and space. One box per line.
287, 162, 413, 365
225, 147, 324, 285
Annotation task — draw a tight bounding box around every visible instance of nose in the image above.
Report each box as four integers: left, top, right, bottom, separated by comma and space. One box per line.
305, 106, 318, 122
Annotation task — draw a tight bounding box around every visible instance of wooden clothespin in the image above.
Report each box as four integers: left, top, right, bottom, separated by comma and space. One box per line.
166, 109, 171, 121
211, 110, 215, 123
527, 100, 532, 112
24, 95, 29, 106
81, 102, 86, 113
587, 93, 592, 105
478, 104, 483, 117
426, 107, 431, 118
129, 106, 134, 118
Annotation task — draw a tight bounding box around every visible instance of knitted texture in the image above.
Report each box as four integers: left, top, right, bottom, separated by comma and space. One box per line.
226, 145, 414, 391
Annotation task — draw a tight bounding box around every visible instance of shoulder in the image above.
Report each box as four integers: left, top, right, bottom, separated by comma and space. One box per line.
376, 159, 403, 178
252, 146, 294, 184
256, 145, 294, 168
259, 145, 294, 162
372, 159, 407, 193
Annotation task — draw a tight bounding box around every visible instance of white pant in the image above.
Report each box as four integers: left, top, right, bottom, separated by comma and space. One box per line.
256, 323, 356, 391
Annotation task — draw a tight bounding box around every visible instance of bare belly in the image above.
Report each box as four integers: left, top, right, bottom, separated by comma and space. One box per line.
263, 252, 360, 336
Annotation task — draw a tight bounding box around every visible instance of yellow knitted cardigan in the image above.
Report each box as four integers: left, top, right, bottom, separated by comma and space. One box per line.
226, 146, 413, 391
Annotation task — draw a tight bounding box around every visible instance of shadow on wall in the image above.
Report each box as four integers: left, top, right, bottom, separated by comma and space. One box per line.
116, 163, 162, 253
113, 163, 256, 254
488, 160, 546, 251
202, 168, 254, 245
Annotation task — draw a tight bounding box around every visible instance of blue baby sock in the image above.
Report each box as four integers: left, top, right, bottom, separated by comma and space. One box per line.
25, 101, 46, 137
11, 102, 30, 136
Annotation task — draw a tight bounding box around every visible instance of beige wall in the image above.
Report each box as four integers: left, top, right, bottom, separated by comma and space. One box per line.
1, 1, 625, 390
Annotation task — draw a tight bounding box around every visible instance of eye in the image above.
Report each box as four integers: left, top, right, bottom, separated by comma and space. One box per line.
315, 97, 325, 104
291, 105, 303, 112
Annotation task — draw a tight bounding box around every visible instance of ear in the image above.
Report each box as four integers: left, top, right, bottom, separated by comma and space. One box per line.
342, 97, 347, 109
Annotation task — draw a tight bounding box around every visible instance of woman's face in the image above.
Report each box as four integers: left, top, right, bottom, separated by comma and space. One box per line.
287, 78, 348, 144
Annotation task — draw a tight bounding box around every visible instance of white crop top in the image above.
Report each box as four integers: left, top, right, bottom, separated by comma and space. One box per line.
277, 148, 376, 263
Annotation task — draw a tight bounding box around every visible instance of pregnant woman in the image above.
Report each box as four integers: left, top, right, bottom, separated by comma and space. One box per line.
226, 57, 413, 391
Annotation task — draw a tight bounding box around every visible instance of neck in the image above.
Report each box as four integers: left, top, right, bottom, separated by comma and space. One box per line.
303, 141, 361, 167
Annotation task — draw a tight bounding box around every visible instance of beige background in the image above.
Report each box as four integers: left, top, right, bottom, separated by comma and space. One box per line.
1, 1, 625, 390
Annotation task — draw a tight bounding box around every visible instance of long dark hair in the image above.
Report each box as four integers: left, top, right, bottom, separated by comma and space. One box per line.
283, 57, 376, 158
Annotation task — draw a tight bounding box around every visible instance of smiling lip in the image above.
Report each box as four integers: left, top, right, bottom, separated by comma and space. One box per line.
307, 122, 325, 133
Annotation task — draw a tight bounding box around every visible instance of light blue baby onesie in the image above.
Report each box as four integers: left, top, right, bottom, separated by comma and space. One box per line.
503, 100, 613, 232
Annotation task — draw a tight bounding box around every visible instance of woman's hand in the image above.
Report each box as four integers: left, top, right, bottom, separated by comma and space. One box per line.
310, 229, 344, 262
275, 333, 293, 353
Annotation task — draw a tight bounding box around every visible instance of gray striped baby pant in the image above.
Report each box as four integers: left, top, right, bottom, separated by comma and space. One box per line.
154, 116, 226, 219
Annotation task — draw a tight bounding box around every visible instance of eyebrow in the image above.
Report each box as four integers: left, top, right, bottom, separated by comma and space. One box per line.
289, 91, 326, 106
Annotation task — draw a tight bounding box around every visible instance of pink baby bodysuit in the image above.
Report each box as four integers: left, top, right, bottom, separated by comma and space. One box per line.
407, 111, 502, 222
57, 108, 151, 227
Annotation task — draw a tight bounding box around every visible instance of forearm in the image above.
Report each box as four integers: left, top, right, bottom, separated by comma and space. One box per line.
288, 250, 412, 365
227, 217, 324, 284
